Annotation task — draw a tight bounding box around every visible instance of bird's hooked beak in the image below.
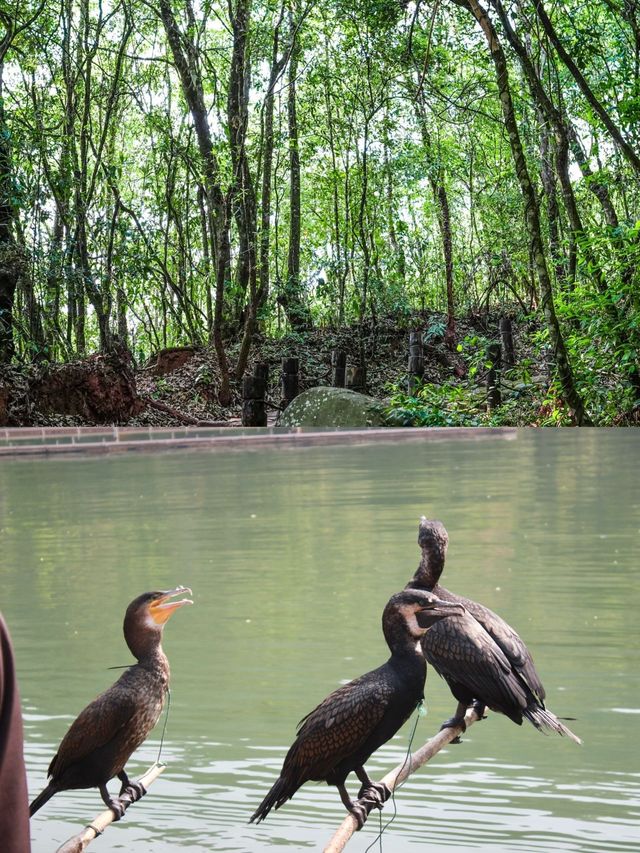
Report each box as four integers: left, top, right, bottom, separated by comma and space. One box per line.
416, 597, 465, 630
149, 586, 193, 625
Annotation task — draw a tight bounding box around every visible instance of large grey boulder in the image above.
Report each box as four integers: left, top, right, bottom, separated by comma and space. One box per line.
278, 386, 387, 428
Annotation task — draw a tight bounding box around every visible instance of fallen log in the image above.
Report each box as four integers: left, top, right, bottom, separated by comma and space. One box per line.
323, 706, 481, 853
144, 397, 228, 427
55, 762, 166, 853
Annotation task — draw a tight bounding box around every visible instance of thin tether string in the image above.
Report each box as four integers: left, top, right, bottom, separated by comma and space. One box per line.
363, 700, 424, 853
156, 688, 171, 764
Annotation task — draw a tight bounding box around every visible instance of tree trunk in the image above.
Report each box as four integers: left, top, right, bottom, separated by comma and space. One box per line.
71, 0, 113, 352
281, 5, 312, 332
495, 0, 640, 394
356, 116, 370, 383
230, 0, 261, 380
257, 3, 288, 310
0, 5, 46, 362
495, 4, 601, 289
383, 122, 406, 286
455, 0, 591, 424
158, 0, 230, 403
414, 101, 456, 348
532, 0, 640, 175
0, 63, 17, 363
564, 124, 620, 229
537, 116, 568, 285
323, 33, 348, 325
213, 199, 232, 406
434, 182, 456, 349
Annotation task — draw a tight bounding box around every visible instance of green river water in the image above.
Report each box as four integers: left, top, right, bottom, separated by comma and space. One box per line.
1, 429, 639, 852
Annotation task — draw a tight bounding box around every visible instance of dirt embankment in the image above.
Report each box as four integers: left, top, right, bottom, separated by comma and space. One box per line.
0, 313, 527, 427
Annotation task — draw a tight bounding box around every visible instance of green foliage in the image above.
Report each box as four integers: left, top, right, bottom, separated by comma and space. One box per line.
385, 380, 486, 427
455, 333, 495, 379
424, 319, 447, 342
0, 0, 635, 433
384, 367, 554, 428
334, 0, 403, 30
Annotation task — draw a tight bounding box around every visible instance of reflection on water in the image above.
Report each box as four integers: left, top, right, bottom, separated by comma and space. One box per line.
1, 429, 639, 852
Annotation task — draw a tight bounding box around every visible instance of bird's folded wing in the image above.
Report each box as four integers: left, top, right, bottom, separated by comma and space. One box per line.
424, 614, 530, 710
48, 688, 138, 778
290, 675, 391, 780
451, 595, 546, 702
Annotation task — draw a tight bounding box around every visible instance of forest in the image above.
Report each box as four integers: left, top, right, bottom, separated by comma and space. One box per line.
0, 0, 638, 427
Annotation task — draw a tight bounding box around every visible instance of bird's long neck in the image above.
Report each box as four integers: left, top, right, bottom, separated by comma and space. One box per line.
384, 614, 428, 664
413, 552, 444, 590
388, 637, 427, 692
125, 617, 171, 681
138, 644, 169, 674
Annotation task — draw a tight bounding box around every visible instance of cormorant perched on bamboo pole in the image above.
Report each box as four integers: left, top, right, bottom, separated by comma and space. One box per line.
406, 519, 580, 743
249, 589, 464, 827
29, 587, 193, 819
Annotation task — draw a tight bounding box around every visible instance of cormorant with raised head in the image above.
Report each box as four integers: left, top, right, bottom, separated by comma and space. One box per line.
406, 519, 580, 743
29, 586, 193, 819
249, 588, 464, 827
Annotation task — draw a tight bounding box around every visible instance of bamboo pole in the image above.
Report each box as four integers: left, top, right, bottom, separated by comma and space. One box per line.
323, 706, 481, 853
55, 763, 166, 853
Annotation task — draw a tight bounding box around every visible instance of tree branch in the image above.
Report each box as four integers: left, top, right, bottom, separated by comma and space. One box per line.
323, 706, 481, 853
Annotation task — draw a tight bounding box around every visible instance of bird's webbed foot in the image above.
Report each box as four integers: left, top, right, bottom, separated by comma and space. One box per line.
440, 701, 469, 743
100, 784, 126, 821
106, 796, 127, 821
123, 781, 147, 803
117, 771, 146, 803
338, 783, 379, 830
119, 782, 147, 806
348, 799, 370, 830
110, 798, 127, 821
356, 780, 391, 805
346, 783, 391, 829
440, 715, 467, 743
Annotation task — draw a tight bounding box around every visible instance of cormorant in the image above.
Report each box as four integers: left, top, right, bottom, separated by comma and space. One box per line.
249, 589, 464, 827
406, 519, 580, 743
29, 586, 193, 819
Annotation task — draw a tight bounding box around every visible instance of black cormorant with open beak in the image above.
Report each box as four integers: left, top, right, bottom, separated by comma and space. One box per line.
29, 586, 193, 819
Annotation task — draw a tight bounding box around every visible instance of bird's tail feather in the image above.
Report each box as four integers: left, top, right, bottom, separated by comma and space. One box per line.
249, 777, 291, 824
29, 784, 56, 817
524, 705, 582, 744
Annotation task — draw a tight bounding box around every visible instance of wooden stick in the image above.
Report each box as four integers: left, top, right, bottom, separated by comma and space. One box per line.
323, 707, 481, 853
54, 763, 166, 853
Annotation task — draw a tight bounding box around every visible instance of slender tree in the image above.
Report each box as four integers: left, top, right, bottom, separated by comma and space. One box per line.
452, 0, 591, 424
158, 0, 230, 403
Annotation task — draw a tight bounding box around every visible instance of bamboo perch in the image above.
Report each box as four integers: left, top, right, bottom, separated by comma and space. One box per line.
323, 706, 481, 853
54, 762, 166, 853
